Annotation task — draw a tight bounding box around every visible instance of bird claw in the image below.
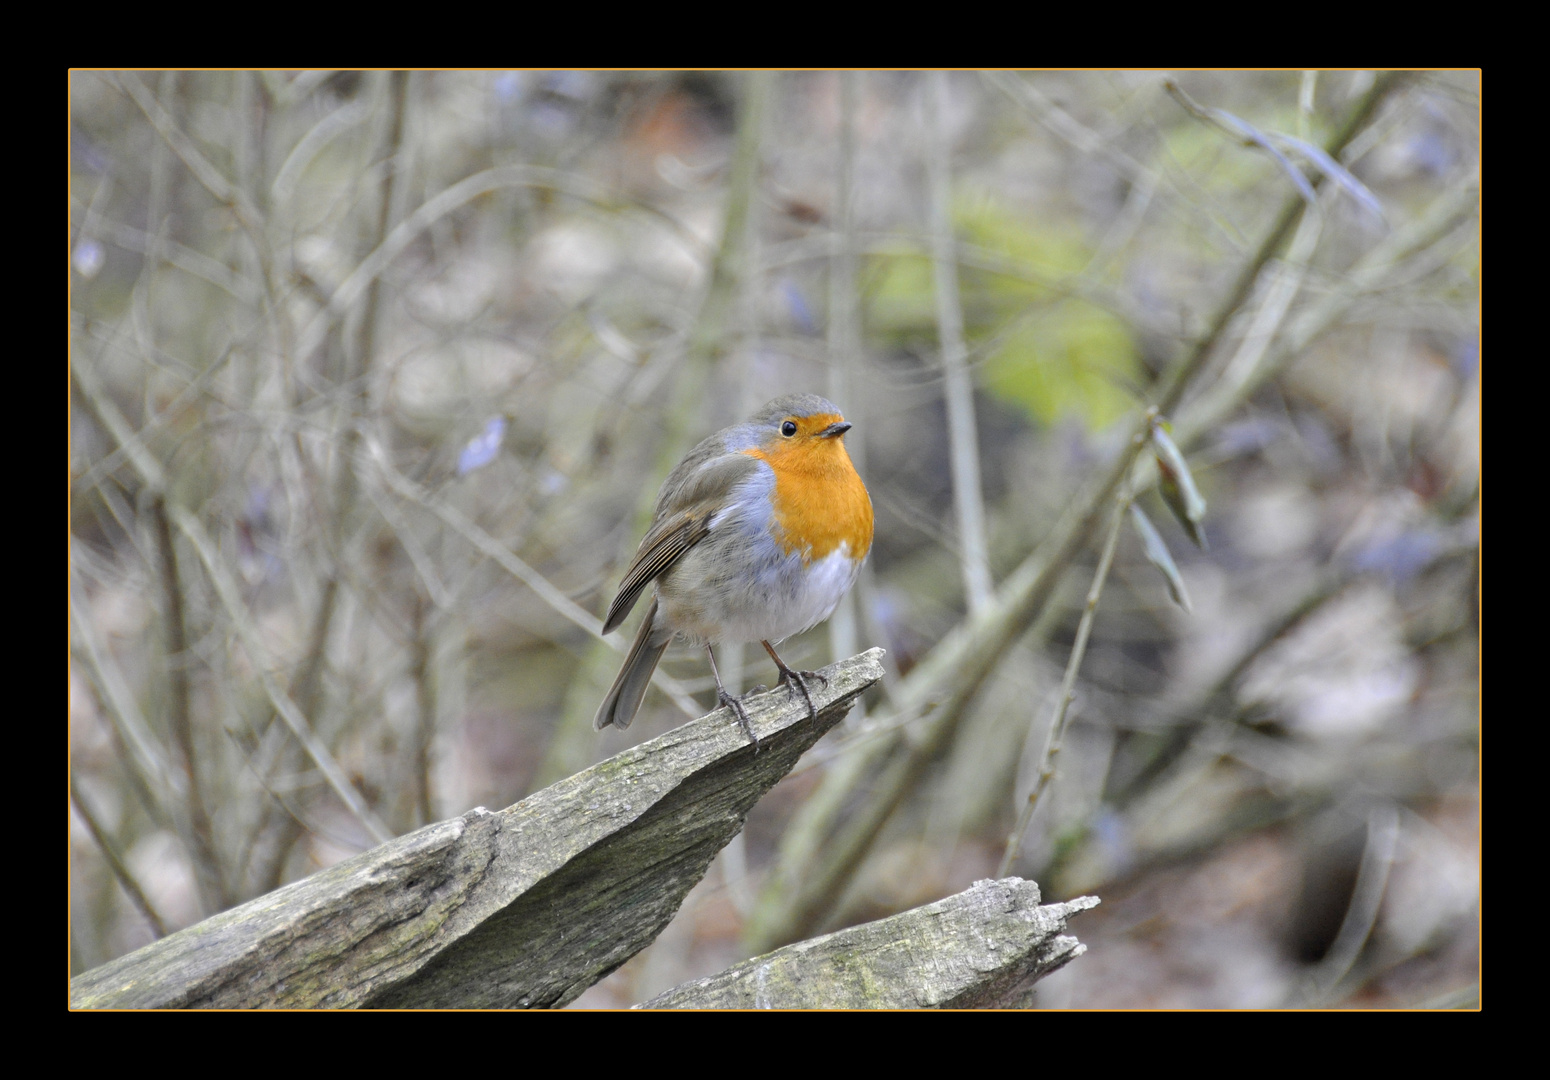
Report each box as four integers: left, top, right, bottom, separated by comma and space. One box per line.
777, 667, 826, 721
718, 688, 759, 750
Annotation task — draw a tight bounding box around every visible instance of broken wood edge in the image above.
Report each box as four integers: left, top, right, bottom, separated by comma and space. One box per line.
638, 877, 1100, 1010
70, 648, 887, 1009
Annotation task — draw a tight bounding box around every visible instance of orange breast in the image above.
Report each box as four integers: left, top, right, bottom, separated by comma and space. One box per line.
743, 436, 873, 563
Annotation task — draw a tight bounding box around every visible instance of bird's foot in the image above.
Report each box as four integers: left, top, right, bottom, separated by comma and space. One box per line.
760, 640, 828, 723
776, 665, 827, 721
718, 688, 759, 748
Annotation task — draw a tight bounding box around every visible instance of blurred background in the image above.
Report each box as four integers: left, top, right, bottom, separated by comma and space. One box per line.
69, 70, 1478, 1008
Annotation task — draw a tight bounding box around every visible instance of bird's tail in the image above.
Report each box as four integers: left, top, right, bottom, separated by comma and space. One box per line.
594, 597, 672, 730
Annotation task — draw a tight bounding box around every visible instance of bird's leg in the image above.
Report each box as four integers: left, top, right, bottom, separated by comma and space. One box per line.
762, 641, 826, 722
706, 644, 758, 747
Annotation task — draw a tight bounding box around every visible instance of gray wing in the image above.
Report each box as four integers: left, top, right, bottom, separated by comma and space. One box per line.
601, 452, 764, 635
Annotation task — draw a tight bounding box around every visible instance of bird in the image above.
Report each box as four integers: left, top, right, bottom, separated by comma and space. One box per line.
594, 393, 873, 742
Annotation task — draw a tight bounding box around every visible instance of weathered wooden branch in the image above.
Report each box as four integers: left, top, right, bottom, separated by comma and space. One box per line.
641, 878, 1098, 1009
69, 649, 887, 1009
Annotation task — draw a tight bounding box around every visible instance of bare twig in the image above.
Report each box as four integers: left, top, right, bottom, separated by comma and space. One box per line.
269, 98, 372, 208
110, 72, 264, 234
248, 73, 414, 884
981, 71, 1247, 252
69, 576, 179, 821
408, 591, 437, 828
1179, 162, 1478, 449
150, 497, 228, 912
72, 213, 256, 302
1164, 79, 1318, 206
927, 72, 992, 616
826, 71, 864, 666
1290, 803, 1402, 1006
292, 162, 711, 369
70, 357, 391, 845
71, 776, 169, 939
762, 231, 1158, 337
71, 342, 237, 498
999, 482, 1132, 878
365, 436, 703, 720
169, 506, 392, 845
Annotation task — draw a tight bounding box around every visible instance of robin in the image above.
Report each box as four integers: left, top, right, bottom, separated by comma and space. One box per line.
594, 393, 873, 741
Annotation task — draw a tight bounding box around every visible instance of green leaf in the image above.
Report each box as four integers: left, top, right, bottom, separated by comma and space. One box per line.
1151, 421, 1208, 549
864, 194, 1141, 431
1130, 504, 1192, 612
982, 300, 1139, 430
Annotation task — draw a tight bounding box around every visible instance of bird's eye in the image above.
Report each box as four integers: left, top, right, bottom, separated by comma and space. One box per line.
781, 420, 798, 437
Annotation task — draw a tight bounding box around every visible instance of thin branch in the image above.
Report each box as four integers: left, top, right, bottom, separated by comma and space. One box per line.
1100, 569, 1354, 815
1165, 79, 1386, 225
999, 481, 1132, 878
230, 728, 385, 861
760, 231, 1161, 339
150, 496, 228, 912
71, 342, 237, 499
982, 71, 1248, 252
927, 72, 992, 616
169, 504, 392, 845
1164, 80, 1317, 206
72, 211, 256, 301
982, 71, 1153, 187
408, 592, 437, 828
70, 355, 390, 845
365, 436, 704, 720
292, 162, 711, 368
246, 74, 415, 883
269, 98, 372, 208
827, 70, 865, 669
1179, 162, 1478, 449
71, 776, 169, 939
110, 72, 264, 234
69, 576, 179, 819
1291, 803, 1402, 1006
363, 480, 455, 610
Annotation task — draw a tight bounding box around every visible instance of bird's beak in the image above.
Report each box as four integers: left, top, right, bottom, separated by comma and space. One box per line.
818, 421, 852, 439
